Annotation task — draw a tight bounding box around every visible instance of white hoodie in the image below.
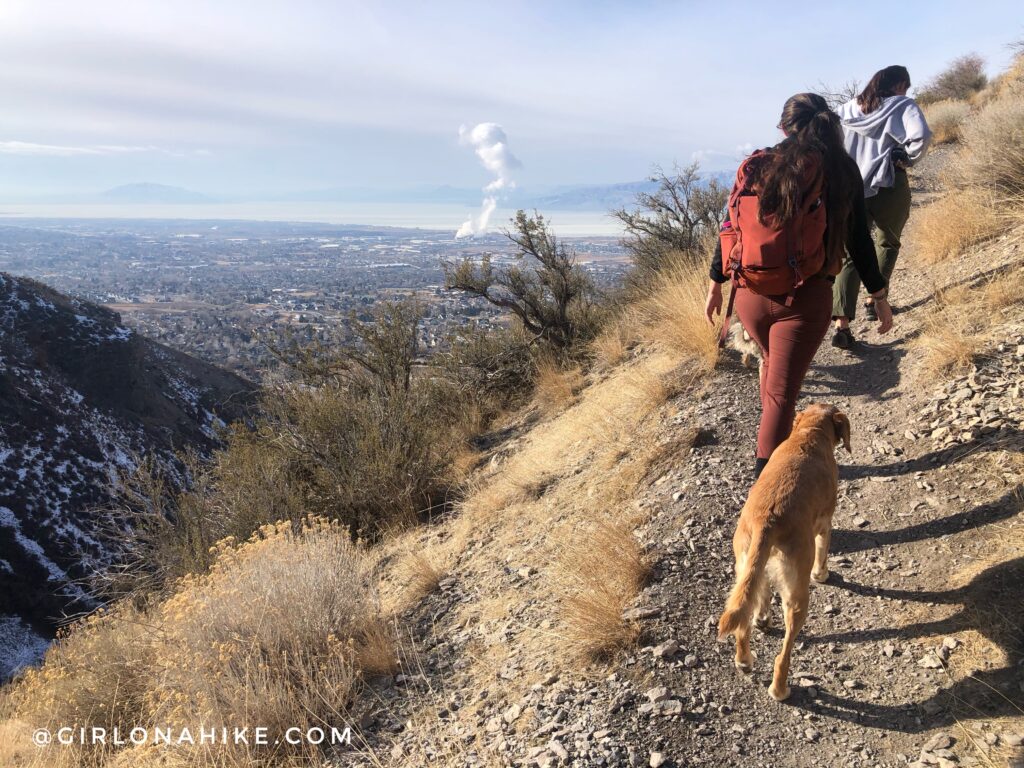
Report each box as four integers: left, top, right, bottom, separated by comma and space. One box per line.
838, 95, 932, 198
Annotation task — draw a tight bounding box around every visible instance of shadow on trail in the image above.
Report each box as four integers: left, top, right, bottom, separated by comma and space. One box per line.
831, 483, 1023, 555
803, 339, 906, 402
789, 556, 1024, 731
838, 427, 1024, 481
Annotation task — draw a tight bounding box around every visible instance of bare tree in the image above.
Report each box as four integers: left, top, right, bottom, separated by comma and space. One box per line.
916, 54, 988, 104
444, 210, 597, 353
815, 79, 861, 110
612, 163, 728, 291
269, 299, 423, 393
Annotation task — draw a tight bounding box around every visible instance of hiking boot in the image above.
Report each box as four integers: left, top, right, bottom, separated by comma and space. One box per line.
863, 302, 878, 321
831, 327, 855, 349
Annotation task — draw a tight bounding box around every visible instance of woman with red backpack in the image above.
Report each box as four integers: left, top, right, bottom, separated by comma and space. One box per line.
705, 92, 893, 478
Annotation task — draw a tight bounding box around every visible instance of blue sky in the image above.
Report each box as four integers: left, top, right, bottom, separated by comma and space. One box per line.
0, 0, 1021, 198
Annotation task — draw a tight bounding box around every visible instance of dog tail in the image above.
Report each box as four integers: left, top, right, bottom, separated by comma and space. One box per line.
717, 526, 771, 640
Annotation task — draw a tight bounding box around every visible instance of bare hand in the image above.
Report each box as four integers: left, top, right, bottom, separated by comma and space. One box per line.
705, 284, 723, 326
875, 298, 894, 334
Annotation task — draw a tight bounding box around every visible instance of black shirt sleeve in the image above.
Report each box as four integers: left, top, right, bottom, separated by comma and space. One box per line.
709, 208, 729, 284
845, 192, 887, 295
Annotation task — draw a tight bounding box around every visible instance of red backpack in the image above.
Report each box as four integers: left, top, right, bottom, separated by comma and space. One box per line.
719, 149, 834, 296
717, 149, 834, 345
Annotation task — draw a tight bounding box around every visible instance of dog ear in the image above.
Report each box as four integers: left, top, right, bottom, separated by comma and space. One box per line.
833, 412, 852, 453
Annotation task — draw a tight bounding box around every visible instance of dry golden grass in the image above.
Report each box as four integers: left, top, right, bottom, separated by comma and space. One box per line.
986, 53, 1024, 102
958, 91, 1024, 198
1, 602, 151, 768
147, 519, 393, 740
590, 315, 637, 371
388, 551, 444, 611
0, 719, 37, 768
913, 54, 1024, 382
913, 188, 1000, 264
2, 518, 392, 768
916, 315, 984, 375
367, 346, 690, 750
532, 357, 585, 416
914, 264, 1024, 377
924, 99, 971, 144
554, 517, 651, 661
449, 443, 485, 486
634, 253, 720, 372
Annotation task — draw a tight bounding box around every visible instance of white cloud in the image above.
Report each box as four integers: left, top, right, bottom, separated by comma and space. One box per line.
0, 1, 1016, 192
456, 123, 521, 238
690, 143, 756, 168
0, 141, 204, 158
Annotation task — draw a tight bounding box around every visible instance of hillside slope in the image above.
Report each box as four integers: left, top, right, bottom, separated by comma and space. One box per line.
4, 86, 1024, 768
353, 151, 1024, 768
0, 274, 252, 677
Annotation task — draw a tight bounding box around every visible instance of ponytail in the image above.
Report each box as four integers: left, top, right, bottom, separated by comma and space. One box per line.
745, 93, 858, 267
856, 65, 911, 113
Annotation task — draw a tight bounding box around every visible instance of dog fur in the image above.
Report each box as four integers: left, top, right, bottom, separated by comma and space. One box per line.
717, 404, 851, 701
726, 322, 763, 372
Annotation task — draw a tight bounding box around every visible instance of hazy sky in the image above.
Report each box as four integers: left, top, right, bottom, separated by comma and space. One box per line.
0, 0, 1020, 197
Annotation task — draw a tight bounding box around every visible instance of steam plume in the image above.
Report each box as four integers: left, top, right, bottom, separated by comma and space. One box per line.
456, 122, 520, 238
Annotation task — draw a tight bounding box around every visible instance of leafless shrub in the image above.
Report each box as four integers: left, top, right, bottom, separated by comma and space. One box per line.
917, 54, 988, 105
445, 211, 600, 355
612, 163, 728, 294
815, 78, 861, 110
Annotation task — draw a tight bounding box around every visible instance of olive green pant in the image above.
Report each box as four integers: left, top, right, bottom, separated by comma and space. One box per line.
832, 169, 911, 320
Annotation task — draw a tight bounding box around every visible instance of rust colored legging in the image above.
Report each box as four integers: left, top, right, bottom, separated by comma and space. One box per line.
734, 277, 833, 460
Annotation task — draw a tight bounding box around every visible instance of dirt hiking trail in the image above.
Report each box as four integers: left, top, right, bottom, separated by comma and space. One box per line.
346, 146, 1023, 768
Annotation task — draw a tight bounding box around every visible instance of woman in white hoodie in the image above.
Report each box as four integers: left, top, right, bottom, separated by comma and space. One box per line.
831, 65, 932, 348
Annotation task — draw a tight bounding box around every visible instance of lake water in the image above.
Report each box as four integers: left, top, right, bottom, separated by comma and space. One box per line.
0, 202, 625, 236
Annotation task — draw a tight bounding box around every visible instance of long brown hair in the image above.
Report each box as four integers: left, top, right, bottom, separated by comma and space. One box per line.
744, 93, 859, 266
856, 65, 911, 113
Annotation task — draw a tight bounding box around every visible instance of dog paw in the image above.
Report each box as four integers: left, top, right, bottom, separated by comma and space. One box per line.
734, 655, 754, 673
768, 684, 791, 702
754, 614, 772, 631
811, 568, 830, 584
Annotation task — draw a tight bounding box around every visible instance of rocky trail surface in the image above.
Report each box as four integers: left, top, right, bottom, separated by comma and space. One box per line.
593, 161, 1024, 768
581, 154, 1024, 768
341, 149, 1023, 768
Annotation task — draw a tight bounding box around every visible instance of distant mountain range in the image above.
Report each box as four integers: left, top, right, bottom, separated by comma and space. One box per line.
3, 173, 735, 211
99, 182, 213, 204
0, 274, 252, 677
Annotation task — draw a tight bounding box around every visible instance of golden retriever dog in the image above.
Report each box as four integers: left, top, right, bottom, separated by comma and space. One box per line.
717, 404, 851, 701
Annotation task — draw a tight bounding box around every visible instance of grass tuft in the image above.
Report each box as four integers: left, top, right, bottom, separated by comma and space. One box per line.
634, 252, 720, 371
913, 188, 1000, 265
532, 358, 585, 416
913, 266, 1024, 377
957, 92, 1024, 198
554, 517, 651, 661
923, 99, 971, 144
